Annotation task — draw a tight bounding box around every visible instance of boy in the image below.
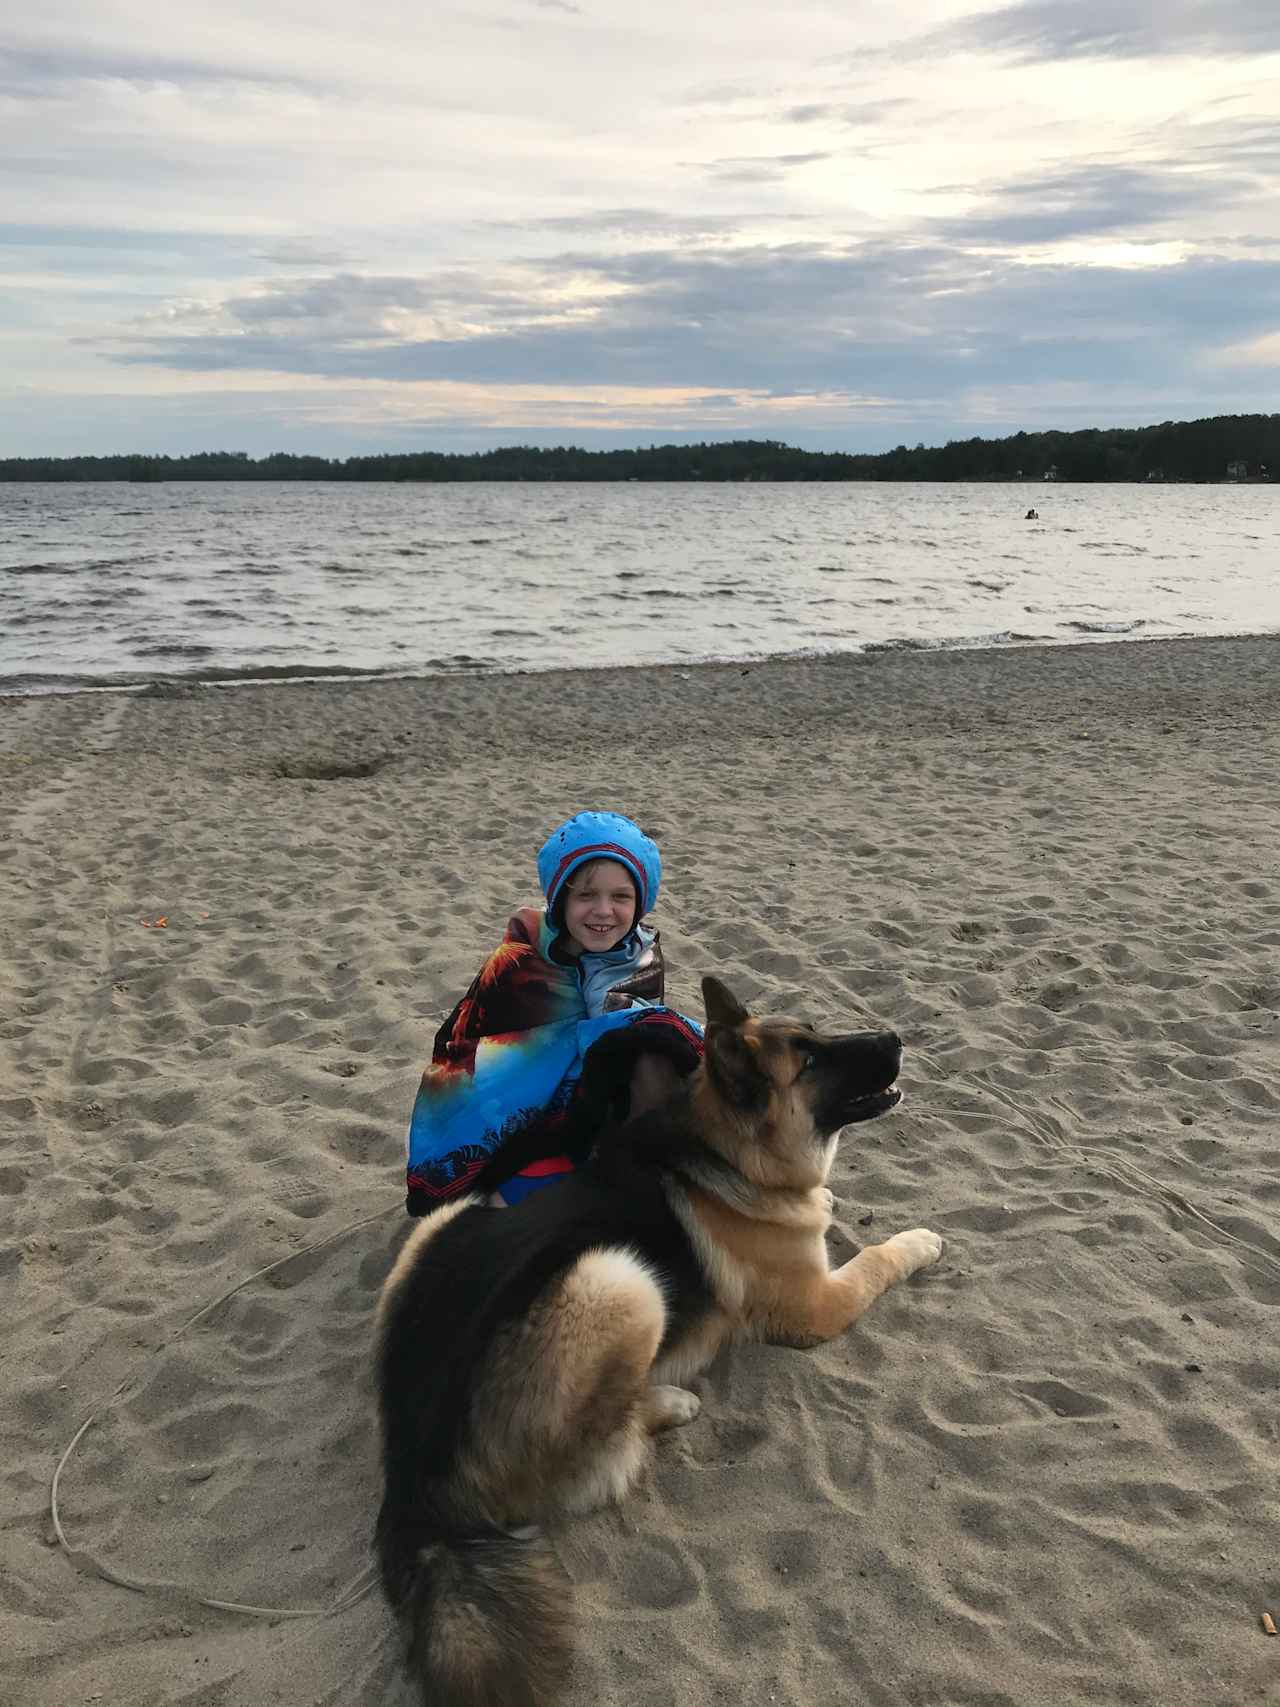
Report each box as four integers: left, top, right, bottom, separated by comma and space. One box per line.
405, 811, 703, 1214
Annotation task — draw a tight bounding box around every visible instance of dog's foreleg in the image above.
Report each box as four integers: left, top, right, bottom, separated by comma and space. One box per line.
765, 1228, 943, 1348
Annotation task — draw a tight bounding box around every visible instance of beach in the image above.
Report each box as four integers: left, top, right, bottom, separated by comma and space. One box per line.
3, 634, 1279, 1707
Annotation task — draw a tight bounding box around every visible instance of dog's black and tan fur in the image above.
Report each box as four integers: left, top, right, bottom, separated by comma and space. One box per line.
375, 976, 942, 1706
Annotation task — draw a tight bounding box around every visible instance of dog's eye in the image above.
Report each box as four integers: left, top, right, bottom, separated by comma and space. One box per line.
797, 1050, 818, 1077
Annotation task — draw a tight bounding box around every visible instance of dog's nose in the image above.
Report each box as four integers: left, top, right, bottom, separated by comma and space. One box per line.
843, 1028, 902, 1064
880, 1031, 904, 1072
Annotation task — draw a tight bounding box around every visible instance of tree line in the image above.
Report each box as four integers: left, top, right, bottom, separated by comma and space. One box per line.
1, 415, 1276, 483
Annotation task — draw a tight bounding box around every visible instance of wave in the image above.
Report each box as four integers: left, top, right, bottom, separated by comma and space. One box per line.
1064, 618, 1146, 635
79, 588, 148, 607
865, 628, 1049, 653
130, 641, 219, 659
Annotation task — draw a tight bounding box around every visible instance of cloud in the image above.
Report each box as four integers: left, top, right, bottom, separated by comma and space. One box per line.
253, 238, 357, 267
0, 40, 313, 96
1218, 329, 1280, 366
692, 151, 833, 185
0, 222, 230, 252
926, 0, 1280, 64
930, 162, 1253, 246
481, 207, 810, 239
781, 98, 910, 127
1159, 114, 1280, 176
93, 241, 1280, 418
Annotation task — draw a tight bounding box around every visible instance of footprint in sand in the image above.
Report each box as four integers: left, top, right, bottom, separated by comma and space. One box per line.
0, 1165, 28, 1196
1017, 1378, 1108, 1419
269, 1176, 333, 1219
614, 1534, 702, 1611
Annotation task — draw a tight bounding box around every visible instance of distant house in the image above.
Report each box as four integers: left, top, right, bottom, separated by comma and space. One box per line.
1225, 460, 1248, 481
1042, 464, 1059, 482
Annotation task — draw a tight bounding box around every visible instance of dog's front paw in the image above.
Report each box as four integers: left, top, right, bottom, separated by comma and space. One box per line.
889, 1227, 944, 1276
644, 1384, 701, 1432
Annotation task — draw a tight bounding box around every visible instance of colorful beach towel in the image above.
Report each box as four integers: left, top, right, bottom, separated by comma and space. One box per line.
406, 906, 703, 1212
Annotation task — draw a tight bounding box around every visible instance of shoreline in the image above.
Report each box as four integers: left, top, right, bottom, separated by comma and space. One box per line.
4, 632, 1280, 1706
4, 622, 1278, 701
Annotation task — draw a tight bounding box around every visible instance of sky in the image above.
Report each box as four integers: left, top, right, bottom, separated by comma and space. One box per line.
2, 0, 1279, 457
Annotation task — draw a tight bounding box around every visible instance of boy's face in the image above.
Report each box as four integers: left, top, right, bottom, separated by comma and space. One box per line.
561, 859, 638, 956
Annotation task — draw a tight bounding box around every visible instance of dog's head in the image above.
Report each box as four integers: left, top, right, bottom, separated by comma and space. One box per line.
697, 974, 902, 1188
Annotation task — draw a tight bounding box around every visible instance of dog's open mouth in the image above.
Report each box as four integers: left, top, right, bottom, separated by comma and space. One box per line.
840, 1084, 902, 1124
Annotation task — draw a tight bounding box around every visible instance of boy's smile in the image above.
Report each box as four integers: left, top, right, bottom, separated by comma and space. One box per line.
561, 859, 638, 957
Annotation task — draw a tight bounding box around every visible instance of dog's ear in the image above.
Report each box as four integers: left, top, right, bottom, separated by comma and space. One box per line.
703, 1021, 768, 1111
701, 975, 749, 1029
702, 979, 765, 1109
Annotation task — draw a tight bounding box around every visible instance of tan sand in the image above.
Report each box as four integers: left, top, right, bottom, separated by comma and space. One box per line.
2, 635, 1279, 1707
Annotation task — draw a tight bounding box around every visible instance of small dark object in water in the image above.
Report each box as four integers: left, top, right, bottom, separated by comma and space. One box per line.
1025, 508, 1039, 520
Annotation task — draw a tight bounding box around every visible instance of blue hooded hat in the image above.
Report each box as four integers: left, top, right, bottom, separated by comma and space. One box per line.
537, 811, 662, 921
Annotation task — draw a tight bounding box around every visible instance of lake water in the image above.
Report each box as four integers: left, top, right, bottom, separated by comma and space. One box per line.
1, 480, 1276, 693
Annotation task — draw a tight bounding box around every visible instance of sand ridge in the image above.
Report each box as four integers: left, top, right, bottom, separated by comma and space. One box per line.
2, 636, 1279, 1706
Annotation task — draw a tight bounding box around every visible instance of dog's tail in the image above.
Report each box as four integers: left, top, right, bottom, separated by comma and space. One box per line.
382, 1514, 573, 1707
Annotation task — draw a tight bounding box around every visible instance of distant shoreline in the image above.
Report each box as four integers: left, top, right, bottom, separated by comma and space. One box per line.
2, 412, 1276, 484
1, 474, 1273, 485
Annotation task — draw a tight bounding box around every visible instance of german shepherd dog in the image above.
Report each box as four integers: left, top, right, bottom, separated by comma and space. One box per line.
375, 976, 942, 1707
